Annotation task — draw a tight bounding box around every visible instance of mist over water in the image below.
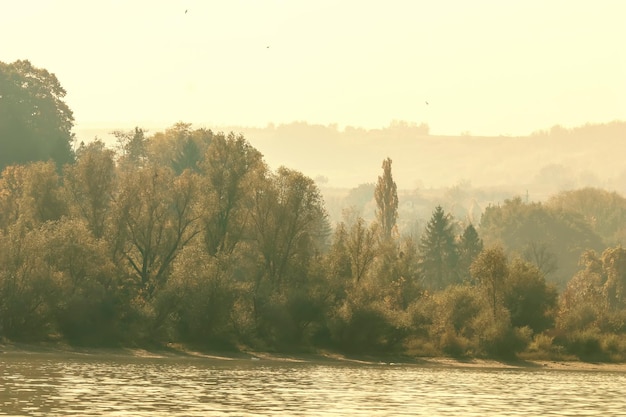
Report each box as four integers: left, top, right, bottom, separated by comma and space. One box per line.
2, 353, 626, 416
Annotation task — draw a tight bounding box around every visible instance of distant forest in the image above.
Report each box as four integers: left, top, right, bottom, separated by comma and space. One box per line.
3, 60, 626, 362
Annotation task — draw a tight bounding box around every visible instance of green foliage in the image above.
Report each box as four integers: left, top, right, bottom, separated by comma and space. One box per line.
63, 140, 116, 238
0, 60, 74, 170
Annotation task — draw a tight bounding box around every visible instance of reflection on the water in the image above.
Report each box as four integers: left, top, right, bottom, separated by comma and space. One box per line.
1, 353, 625, 416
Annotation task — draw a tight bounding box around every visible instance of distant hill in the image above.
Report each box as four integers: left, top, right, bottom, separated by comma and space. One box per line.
75, 120, 626, 197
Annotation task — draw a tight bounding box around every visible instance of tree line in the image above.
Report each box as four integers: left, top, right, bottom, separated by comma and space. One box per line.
2, 60, 626, 361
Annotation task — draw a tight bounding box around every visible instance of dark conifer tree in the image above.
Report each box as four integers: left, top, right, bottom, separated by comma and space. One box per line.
458, 223, 483, 282
418, 206, 459, 290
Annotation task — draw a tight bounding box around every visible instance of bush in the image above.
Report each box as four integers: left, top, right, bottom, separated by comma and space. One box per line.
426, 285, 485, 356
328, 300, 406, 355
599, 333, 626, 362
403, 336, 438, 357
440, 326, 472, 358
564, 329, 608, 362
473, 309, 530, 359
522, 333, 566, 360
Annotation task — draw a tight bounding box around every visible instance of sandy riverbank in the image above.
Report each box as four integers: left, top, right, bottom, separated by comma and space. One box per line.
3, 342, 626, 372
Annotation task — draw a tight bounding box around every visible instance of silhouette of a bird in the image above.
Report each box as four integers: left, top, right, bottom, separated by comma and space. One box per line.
185, 9, 188, 14
425, 101, 429, 105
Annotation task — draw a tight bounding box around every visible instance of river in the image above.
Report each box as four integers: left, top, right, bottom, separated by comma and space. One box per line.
1, 351, 625, 416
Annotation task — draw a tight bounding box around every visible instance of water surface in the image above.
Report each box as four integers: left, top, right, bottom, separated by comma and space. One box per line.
1, 352, 625, 416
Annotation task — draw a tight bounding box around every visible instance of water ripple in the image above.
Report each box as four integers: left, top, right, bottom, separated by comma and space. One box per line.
1, 354, 625, 416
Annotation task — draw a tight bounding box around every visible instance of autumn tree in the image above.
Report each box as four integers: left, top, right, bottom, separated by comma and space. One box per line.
0, 60, 75, 170
374, 158, 398, 240
470, 246, 508, 318
63, 140, 116, 238
367, 233, 422, 312
114, 127, 148, 166
0, 165, 24, 231
345, 216, 379, 283
160, 245, 241, 348
251, 167, 328, 289
480, 197, 603, 289
503, 258, 557, 333
560, 246, 626, 327
111, 165, 200, 300
602, 246, 626, 309
428, 284, 486, 357
547, 187, 626, 246
37, 219, 119, 344
172, 135, 202, 174
248, 167, 329, 347
522, 241, 558, 277
199, 132, 265, 256
0, 225, 57, 340
148, 123, 214, 174
325, 223, 352, 285
0, 161, 66, 231
557, 250, 606, 333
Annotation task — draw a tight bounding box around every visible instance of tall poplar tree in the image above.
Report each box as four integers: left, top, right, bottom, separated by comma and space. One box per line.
374, 158, 398, 240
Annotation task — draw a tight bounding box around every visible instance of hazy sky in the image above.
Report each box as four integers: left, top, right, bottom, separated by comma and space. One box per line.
2, 0, 624, 136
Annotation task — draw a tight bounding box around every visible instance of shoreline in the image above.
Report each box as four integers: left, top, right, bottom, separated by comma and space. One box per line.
3, 342, 626, 372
